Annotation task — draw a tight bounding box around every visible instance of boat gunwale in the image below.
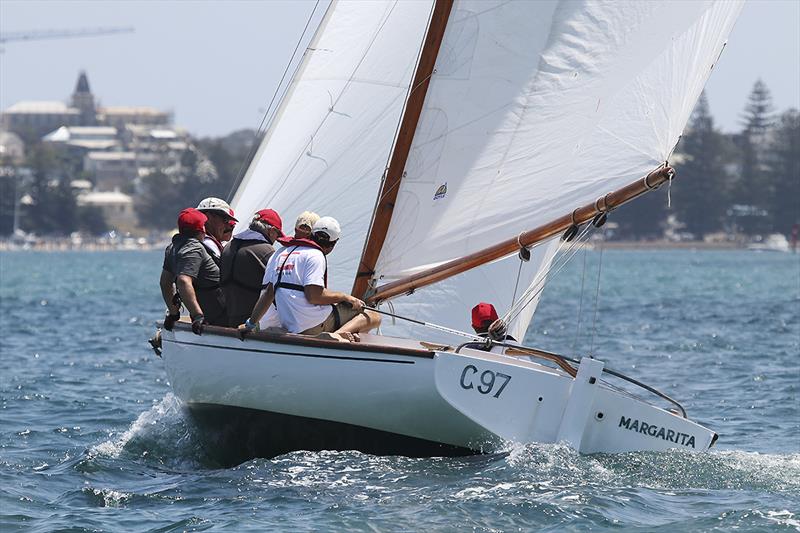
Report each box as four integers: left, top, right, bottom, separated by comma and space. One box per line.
170, 321, 435, 358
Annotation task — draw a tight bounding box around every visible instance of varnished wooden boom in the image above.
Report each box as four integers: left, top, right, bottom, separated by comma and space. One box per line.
367, 166, 674, 304
352, 0, 454, 299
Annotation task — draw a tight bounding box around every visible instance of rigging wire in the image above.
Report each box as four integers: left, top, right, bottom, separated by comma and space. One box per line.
571, 245, 588, 353
509, 254, 525, 310
501, 223, 594, 326
225, 0, 322, 202
588, 225, 607, 356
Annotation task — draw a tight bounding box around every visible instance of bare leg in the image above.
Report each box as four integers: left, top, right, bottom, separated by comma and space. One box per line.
335, 310, 381, 335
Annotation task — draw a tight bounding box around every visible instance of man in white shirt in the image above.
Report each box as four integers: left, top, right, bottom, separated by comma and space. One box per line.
242, 216, 380, 341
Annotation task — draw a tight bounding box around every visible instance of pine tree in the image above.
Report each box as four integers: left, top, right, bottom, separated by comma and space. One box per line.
740, 79, 775, 135
672, 93, 728, 238
733, 80, 775, 232
765, 109, 800, 235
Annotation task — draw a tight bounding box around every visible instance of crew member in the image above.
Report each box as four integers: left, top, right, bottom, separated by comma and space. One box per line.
160, 208, 227, 334
241, 216, 381, 341
220, 208, 284, 327
196, 197, 238, 260
276, 211, 319, 246
469, 302, 518, 354
293, 211, 319, 240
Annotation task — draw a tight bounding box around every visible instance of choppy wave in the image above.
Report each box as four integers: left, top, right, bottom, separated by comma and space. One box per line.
87, 393, 215, 471
2, 250, 798, 531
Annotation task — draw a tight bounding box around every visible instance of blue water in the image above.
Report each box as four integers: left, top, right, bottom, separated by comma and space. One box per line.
1, 250, 798, 532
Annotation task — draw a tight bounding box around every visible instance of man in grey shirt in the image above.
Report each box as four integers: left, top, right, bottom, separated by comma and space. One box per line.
160, 208, 227, 333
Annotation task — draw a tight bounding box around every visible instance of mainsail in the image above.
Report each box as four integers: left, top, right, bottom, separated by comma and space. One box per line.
232, 0, 743, 342
366, 0, 743, 283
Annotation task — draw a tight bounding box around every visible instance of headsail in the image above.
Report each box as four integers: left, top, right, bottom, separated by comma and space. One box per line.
368, 0, 743, 290
231, 0, 433, 293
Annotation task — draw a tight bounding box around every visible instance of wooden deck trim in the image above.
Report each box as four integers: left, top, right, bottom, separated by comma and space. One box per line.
171, 321, 434, 359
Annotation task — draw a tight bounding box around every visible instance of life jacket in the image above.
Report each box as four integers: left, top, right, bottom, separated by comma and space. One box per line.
201, 235, 223, 266
220, 238, 272, 293
169, 235, 226, 325
270, 238, 328, 295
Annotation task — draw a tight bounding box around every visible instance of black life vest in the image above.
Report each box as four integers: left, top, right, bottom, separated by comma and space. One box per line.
220, 238, 271, 293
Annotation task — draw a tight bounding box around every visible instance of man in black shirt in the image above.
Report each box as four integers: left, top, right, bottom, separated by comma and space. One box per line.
160, 208, 227, 334
220, 209, 284, 327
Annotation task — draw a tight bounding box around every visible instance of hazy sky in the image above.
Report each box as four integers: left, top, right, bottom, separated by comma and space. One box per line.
1, 0, 798, 137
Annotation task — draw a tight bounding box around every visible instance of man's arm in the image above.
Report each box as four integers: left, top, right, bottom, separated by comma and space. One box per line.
159, 269, 179, 314
176, 274, 203, 317
304, 285, 364, 311
248, 283, 276, 324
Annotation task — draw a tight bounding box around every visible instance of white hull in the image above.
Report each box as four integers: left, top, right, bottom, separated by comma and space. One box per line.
159, 323, 716, 456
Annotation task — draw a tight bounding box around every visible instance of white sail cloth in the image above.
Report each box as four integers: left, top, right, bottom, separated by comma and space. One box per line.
373, 0, 743, 281
379, 236, 561, 344
231, 0, 434, 293
231, 0, 742, 343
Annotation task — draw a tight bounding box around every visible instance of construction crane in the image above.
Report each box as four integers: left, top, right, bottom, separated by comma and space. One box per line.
0, 26, 134, 45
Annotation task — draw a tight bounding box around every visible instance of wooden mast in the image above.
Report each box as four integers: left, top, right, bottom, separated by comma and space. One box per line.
367, 165, 675, 305
351, 0, 454, 299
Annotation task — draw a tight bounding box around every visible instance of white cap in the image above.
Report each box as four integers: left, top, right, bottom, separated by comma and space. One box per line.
196, 197, 237, 221
312, 216, 341, 242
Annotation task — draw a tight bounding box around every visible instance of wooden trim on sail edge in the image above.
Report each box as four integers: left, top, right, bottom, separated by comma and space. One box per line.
171, 321, 434, 358
351, 0, 455, 299
368, 166, 675, 304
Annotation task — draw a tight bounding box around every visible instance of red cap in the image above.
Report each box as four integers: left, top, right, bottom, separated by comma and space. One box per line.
177, 208, 207, 233
471, 302, 499, 329
256, 209, 285, 237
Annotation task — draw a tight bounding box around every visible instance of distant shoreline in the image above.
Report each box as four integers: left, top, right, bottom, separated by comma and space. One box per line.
2, 238, 791, 253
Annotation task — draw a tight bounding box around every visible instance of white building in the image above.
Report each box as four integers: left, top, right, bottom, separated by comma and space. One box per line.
77, 189, 137, 231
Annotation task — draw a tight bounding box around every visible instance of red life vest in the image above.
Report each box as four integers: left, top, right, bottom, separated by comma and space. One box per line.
272, 237, 328, 292
276, 236, 324, 251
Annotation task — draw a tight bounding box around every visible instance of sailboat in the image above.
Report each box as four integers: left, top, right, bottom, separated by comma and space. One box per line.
156, 0, 743, 458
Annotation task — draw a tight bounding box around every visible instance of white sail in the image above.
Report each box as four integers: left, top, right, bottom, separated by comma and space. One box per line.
231, 0, 433, 293
160, 0, 740, 459
379, 236, 561, 343
373, 0, 743, 282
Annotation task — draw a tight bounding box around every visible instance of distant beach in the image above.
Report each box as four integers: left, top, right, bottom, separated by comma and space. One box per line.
1, 237, 790, 253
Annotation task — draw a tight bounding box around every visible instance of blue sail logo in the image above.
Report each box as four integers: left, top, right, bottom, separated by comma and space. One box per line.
433, 182, 447, 201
